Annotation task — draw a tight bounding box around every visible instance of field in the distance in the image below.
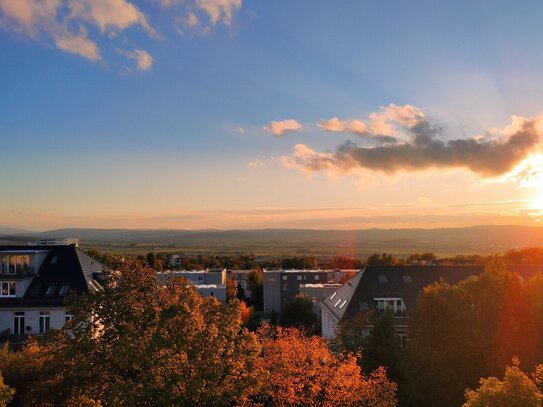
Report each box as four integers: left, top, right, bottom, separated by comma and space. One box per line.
1, 225, 543, 257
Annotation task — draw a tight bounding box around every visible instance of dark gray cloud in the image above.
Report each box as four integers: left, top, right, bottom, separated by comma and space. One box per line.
285, 114, 542, 177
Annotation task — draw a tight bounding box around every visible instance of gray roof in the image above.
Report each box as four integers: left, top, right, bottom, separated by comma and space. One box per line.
319, 269, 365, 321
321, 265, 485, 323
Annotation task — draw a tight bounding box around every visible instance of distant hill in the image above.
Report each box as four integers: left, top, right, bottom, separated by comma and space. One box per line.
1, 225, 543, 256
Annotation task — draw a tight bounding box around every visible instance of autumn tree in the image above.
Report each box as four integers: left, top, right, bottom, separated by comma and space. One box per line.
0, 370, 14, 407
255, 326, 398, 406
280, 294, 319, 334
463, 359, 543, 407
19, 262, 262, 406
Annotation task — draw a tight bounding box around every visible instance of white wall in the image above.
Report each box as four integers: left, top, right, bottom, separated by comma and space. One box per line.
0, 308, 67, 335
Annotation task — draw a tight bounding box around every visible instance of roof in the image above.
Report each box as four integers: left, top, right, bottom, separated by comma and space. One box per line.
319, 270, 365, 322
320, 265, 485, 323
0, 245, 107, 308
263, 269, 328, 274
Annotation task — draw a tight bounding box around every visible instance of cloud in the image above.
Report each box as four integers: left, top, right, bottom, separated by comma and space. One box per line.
0, 0, 60, 36
195, 0, 241, 26
54, 28, 101, 61
282, 109, 543, 178
247, 159, 267, 169
264, 119, 302, 136
118, 48, 154, 70
68, 0, 158, 37
318, 117, 397, 144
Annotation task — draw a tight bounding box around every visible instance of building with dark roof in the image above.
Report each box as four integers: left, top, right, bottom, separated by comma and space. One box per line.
320, 265, 485, 341
0, 244, 107, 344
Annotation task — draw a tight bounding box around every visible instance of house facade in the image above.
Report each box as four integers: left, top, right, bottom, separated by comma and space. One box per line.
0, 244, 107, 344
263, 269, 330, 313
156, 268, 227, 302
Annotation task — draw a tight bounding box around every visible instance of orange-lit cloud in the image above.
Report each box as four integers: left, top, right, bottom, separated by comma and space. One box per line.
264, 119, 302, 136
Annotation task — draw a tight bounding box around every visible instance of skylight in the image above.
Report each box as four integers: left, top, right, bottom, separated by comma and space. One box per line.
334, 298, 342, 307
45, 284, 57, 296
402, 275, 412, 283
339, 300, 347, 309
329, 292, 337, 301
378, 275, 387, 283
59, 284, 70, 295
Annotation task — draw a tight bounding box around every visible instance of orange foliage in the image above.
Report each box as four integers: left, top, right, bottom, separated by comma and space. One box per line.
255, 325, 397, 407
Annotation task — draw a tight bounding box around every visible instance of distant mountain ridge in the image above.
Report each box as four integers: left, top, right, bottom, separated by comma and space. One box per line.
1, 225, 543, 256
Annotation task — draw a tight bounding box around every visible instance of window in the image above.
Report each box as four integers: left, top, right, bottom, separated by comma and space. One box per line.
359, 302, 369, 311
402, 275, 412, 283
329, 292, 337, 301
210, 291, 214, 297
51, 256, 59, 264
39, 311, 50, 334
45, 284, 57, 296
13, 312, 25, 334
282, 275, 288, 280
374, 298, 406, 315
377, 275, 387, 283
59, 284, 70, 296
0, 256, 7, 274
339, 300, 348, 309
334, 298, 342, 307
198, 276, 203, 281
282, 283, 288, 290
297, 276, 302, 281
0, 282, 16, 297
65, 313, 73, 323
315, 275, 320, 281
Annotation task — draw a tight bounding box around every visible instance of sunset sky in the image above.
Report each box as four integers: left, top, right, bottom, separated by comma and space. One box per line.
3, 1, 543, 230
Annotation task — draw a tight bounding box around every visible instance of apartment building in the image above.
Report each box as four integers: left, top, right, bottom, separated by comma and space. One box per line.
156, 268, 227, 302
0, 243, 107, 344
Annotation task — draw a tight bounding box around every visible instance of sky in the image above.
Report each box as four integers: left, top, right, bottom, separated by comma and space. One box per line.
3, 1, 543, 230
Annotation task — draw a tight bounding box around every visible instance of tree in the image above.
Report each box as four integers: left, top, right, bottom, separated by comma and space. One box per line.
405, 259, 543, 406
235, 282, 246, 301
226, 278, 237, 301
18, 262, 262, 406
331, 311, 371, 361
280, 294, 319, 334
367, 253, 395, 266
255, 326, 398, 406
463, 359, 543, 407
146, 252, 155, 269
0, 371, 14, 407
247, 268, 263, 310
362, 311, 402, 382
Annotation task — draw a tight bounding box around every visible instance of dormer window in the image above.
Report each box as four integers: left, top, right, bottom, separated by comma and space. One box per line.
0, 282, 16, 297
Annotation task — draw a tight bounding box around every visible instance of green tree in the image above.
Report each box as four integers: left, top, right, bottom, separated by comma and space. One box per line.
405, 259, 543, 406
247, 268, 263, 310
145, 252, 155, 269
463, 359, 543, 407
331, 311, 371, 361
280, 294, 319, 334
362, 311, 402, 382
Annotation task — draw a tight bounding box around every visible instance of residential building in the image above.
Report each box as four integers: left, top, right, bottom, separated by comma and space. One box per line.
0, 244, 107, 345
28, 238, 79, 247
156, 268, 227, 302
229, 269, 254, 298
320, 265, 485, 342
263, 269, 330, 313
299, 283, 341, 319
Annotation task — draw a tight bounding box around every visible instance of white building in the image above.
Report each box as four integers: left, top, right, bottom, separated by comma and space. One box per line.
0, 243, 106, 345
156, 268, 227, 302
